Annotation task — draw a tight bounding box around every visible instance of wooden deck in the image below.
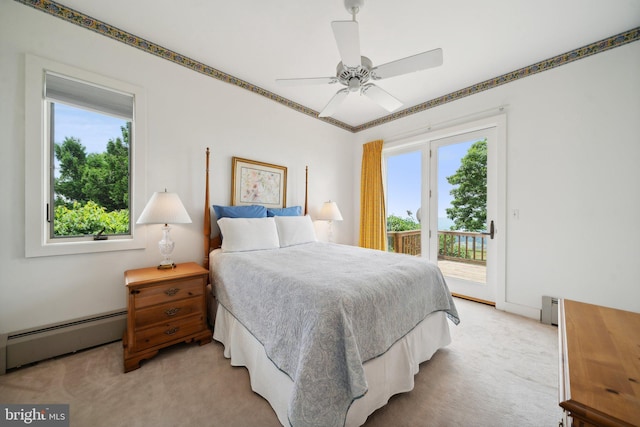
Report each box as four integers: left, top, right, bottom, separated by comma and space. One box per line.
438, 259, 486, 283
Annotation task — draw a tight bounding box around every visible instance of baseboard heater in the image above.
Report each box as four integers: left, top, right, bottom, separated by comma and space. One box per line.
0, 310, 126, 375
541, 296, 559, 326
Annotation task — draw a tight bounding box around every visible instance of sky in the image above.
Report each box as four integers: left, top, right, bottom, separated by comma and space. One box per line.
53, 103, 127, 154
386, 140, 476, 226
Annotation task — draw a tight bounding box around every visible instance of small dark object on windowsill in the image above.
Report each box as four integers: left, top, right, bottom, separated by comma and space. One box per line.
93, 228, 108, 240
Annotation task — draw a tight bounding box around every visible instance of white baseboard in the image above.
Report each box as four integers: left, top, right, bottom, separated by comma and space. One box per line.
495, 301, 541, 321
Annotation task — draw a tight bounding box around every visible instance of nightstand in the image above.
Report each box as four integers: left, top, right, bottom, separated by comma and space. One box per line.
123, 262, 212, 372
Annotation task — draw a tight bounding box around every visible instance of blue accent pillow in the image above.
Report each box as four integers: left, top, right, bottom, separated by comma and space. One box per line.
267, 206, 302, 217
213, 204, 267, 219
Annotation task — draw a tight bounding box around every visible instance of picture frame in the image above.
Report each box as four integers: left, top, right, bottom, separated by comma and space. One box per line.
231, 157, 287, 208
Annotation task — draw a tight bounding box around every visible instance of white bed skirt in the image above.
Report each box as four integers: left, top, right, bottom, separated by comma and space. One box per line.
213, 304, 451, 427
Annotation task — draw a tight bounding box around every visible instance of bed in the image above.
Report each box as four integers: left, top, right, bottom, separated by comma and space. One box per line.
202, 149, 459, 427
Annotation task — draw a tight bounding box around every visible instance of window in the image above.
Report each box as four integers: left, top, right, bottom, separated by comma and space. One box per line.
25, 55, 147, 257
46, 72, 133, 239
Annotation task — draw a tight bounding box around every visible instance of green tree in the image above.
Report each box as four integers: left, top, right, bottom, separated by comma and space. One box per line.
54, 136, 87, 206
53, 126, 130, 236
105, 127, 130, 209
54, 126, 129, 211
387, 213, 420, 231
446, 139, 487, 232
54, 201, 129, 236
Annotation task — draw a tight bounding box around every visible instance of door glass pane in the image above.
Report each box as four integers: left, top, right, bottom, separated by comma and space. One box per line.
437, 139, 487, 284
386, 150, 422, 255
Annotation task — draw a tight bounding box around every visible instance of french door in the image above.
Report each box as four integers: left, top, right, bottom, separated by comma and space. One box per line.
429, 128, 497, 303
385, 116, 505, 305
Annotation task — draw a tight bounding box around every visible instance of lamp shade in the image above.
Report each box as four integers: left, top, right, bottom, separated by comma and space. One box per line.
137, 190, 192, 225
318, 201, 343, 221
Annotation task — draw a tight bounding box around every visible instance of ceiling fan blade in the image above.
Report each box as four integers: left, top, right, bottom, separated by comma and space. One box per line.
331, 21, 361, 68
371, 48, 443, 80
276, 77, 338, 86
362, 84, 403, 112
318, 89, 349, 117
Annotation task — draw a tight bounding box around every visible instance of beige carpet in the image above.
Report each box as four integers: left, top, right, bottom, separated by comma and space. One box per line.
0, 298, 562, 426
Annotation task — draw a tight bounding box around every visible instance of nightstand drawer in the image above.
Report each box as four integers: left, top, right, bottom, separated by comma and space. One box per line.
135, 297, 202, 328
134, 278, 203, 308
134, 316, 204, 351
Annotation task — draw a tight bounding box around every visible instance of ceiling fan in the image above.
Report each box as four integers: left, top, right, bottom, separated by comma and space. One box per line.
276, 0, 443, 118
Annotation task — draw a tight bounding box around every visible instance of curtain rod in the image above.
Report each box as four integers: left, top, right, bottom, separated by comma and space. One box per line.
384, 105, 508, 144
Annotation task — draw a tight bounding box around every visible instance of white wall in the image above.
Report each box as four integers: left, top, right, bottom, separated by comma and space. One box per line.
0, 2, 354, 333
355, 42, 640, 316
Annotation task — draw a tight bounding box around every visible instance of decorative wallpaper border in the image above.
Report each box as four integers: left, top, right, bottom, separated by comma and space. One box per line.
15, 0, 640, 133
354, 27, 640, 132
14, 0, 353, 132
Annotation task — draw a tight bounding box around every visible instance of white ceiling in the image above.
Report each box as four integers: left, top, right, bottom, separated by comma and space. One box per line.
56, 0, 639, 129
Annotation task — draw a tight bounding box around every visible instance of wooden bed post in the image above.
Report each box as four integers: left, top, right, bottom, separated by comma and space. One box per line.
203, 147, 211, 268
304, 165, 308, 216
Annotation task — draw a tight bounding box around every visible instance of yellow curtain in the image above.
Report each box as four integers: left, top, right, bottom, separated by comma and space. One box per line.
359, 140, 387, 250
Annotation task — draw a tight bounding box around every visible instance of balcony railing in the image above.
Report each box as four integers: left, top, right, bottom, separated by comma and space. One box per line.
439, 230, 487, 264
387, 230, 422, 256
387, 229, 487, 265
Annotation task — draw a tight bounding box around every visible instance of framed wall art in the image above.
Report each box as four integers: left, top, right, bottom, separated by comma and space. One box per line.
231, 157, 287, 208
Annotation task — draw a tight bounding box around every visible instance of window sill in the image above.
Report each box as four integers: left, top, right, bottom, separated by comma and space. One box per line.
25, 232, 146, 258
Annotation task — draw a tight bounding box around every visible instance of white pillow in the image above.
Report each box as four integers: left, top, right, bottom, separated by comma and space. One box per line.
274, 215, 317, 247
218, 217, 280, 252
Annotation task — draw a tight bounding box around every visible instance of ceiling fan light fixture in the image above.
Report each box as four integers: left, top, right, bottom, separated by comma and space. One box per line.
348, 78, 360, 92
336, 56, 372, 86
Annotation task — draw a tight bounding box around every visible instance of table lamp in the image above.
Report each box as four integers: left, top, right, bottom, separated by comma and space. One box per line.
318, 200, 343, 243
137, 189, 192, 269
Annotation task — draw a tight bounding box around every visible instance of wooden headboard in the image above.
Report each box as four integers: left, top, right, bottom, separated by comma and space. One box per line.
202, 148, 308, 268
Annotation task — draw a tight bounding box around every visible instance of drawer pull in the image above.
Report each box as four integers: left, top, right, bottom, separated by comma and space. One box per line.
165, 307, 181, 317
165, 288, 180, 296
164, 327, 179, 336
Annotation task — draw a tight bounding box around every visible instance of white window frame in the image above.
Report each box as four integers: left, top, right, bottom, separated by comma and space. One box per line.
25, 54, 147, 257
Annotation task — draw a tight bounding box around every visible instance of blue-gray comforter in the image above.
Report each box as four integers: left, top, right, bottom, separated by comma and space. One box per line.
211, 242, 459, 427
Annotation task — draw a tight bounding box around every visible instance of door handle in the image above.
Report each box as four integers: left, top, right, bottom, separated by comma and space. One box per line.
482, 220, 495, 240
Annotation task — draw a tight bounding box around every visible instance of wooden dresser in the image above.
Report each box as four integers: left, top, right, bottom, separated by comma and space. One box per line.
123, 262, 212, 372
558, 299, 640, 427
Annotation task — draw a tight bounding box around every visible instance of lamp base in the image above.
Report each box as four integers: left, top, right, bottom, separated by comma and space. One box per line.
157, 225, 176, 270
157, 263, 176, 270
